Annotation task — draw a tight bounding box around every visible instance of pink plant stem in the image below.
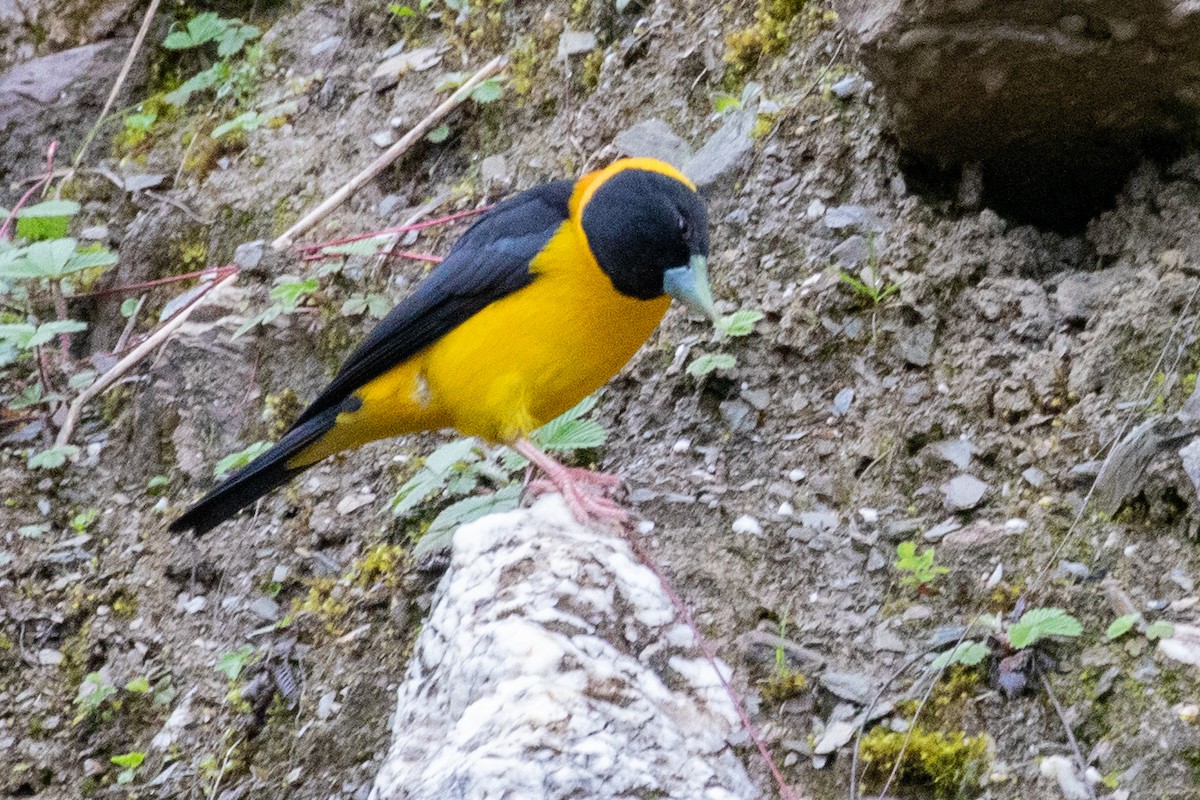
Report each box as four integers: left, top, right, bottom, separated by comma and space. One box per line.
624, 534, 801, 800
0, 141, 58, 241
293, 207, 489, 254
70, 265, 239, 299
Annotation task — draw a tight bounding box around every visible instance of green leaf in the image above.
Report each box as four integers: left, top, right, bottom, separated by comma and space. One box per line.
930, 640, 989, 671
30, 319, 87, 348
212, 111, 261, 139
896, 540, 916, 560
414, 485, 522, 559
164, 65, 221, 106
1008, 607, 1082, 650
0, 323, 37, 349
711, 92, 741, 113
391, 3, 416, 15
217, 23, 260, 58
718, 309, 763, 337
28, 444, 80, 470
23, 238, 77, 277
16, 200, 80, 219
426, 124, 451, 143
163, 12, 228, 49
391, 438, 481, 516
64, 248, 118, 273
1145, 620, 1175, 641
120, 297, 140, 318
686, 352, 736, 377
214, 440, 273, 479
111, 751, 145, 769
215, 644, 255, 680
470, 78, 503, 103
1106, 613, 1139, 640
125, 677, 152, 693
269, 276, 319, 308
532, 395, 607, 452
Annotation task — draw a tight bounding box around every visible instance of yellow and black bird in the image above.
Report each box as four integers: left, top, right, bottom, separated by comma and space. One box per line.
169, 157, 714, 535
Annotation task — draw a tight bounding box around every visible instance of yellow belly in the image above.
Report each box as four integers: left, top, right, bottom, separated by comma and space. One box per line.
291, 221, 669, 464
424, 222, 669, 442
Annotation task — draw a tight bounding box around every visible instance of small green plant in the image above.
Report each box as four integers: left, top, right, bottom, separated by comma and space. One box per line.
233, 275, 320, 338
424, 72, 506, 143
394, 396, 608, 557
146, 475, 171, 495
215, 644, 256, 680
1005, 607, 1082, 649
1106, 612, 1174, 642
70, 508, 99, 533
213, 441, 273, 479
758, 615, 808, 704
110, 751, 146, 785
686, 309, 764, 377
73, 672, 117, 724
893, 540, 948, 591
837, 265, 901, 306
162, 12, 262, 108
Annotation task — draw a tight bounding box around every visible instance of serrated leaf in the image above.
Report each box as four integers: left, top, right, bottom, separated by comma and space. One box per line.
896, 540, 916, 559
1145, 620, 1175, 641
1008, 607, 1082, 649
1106, 613, 1139, 640
718, 309, 764, 337
414, 485, 521, 559
686, 352, 736, 377
930, 640, 989, 671
164, 65, 220, 106
531, 396, 605, 452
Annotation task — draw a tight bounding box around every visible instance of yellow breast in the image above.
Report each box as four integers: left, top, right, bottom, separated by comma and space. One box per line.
422, 221, 670, 443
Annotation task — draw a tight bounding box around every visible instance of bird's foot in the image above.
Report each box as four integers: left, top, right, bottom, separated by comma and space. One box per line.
514, 439, 628, 526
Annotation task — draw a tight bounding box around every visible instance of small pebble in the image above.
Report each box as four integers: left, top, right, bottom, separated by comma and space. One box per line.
37, 648, 64, 666
859, 507, 878, 524
673, 438, 691, 453
788, 468, 807, 482
182, 595, 207, 615
731, 515, 763, 536
777, 501, 794, 517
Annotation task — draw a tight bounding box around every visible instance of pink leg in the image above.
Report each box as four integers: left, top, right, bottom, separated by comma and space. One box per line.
513, 439, 628, 526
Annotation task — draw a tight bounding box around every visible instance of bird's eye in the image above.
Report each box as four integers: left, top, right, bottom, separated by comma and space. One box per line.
678, 216, 689, 235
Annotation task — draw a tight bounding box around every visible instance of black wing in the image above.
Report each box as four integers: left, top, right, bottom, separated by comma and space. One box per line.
292, 179, 574, 428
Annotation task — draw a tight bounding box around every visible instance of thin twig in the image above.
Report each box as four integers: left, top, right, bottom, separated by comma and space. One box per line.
1040, 672, 1097, 800
271, 55, 508, 251
293, 206, 485, 255
55, 271, 238, 447
56, 0, 164, 194
624, 535, 802, 800
70, 264, 238, 300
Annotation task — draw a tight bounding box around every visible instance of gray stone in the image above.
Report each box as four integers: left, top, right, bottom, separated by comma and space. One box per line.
480, 154, 510, 187
832, 387, 855, 415
719, 400, 757, 432
1056, 267, 1130, 323
613, 119, 691, 168
932, 438, 973, 470
922, 517, 962, 542
829, 75, 863, 99
824, 204, 869, 231
0, 39, 139, 205
820, 669, 875, 705
830, 235, 870, 267
557, 30, 597, 58
248, 596, 280, 622
941, 475, 988, 511
682, 109, 755, 189
1022, 466, 1046, 487
379, 193, 409, 217
233, 240, 265, 270
896, 321, 936, 367
310, 35, 342, 56
371, 45, 443, 92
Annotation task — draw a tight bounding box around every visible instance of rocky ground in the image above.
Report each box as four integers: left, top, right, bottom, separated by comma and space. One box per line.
2, 0, 1200, 798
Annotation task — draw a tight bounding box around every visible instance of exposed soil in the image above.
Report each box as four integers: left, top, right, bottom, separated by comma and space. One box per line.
2, 1, 1200, 799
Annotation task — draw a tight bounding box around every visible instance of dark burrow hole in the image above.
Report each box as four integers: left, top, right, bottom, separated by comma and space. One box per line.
900, 134, 1188, 234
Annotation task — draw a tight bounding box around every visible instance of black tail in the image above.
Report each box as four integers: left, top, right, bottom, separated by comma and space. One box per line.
168, 408, 339, 536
